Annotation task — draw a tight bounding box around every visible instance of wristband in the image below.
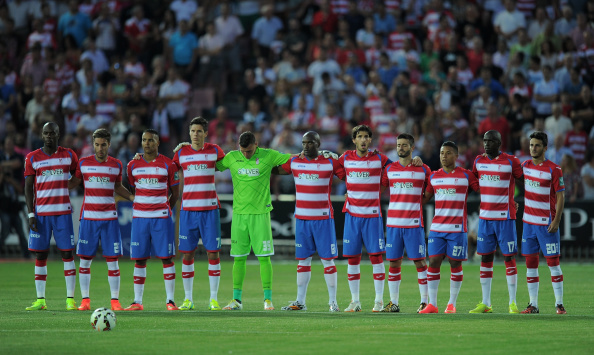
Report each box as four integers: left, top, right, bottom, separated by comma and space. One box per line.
28, 213, 35, 218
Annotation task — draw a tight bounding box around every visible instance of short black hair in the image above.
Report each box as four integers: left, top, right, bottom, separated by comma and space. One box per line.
397, 133, 414, 146
352, 124, 373, 139
529, 131, 548, 147
441, 141, 458, 153
92, 128, 111, 143
143, 128, 159, 140
239, 131, 256, 148
190, 116, 208, 131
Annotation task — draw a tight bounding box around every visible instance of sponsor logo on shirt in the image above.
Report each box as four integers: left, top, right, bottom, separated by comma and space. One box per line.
41, 168, 64, 176
393, 182, 414, 189
187, 164, 208, 170
348, 171, 370, 178
559, 177, 564, 186
88, 176, 111, 183
480, 175, 500, 181
525, 179, 540, 187
436, 188, 456, 195
298, 173, 319, 180
138, 178, 160, 184
238, 168, 260, 176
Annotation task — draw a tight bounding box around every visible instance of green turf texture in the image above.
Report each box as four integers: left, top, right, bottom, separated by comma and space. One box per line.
1, 260, 593, 354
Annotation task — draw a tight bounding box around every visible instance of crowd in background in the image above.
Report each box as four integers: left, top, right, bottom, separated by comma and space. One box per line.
1, 0, 594, 206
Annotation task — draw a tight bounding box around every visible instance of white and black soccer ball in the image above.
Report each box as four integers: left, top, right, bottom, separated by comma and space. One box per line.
90, 308, 117, 332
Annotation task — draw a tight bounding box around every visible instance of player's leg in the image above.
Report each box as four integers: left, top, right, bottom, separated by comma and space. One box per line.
343, 213, 363, 311
496, 220, 519, 312
125, 218, 151, 310
538, 225, 565, 313
422, 231, 447, 313
471, 219, 496, 313
249, 213, 275, 310
383, 227, 404, 312
315, 219, 339, 311
282, 219, 314, 310
152, 218, 177, 310
178, 210, 199, 310
402, 227, 428, 311
445, 232, 467, 313
26, 215, 52, 310
76, 219, 101, 311
362, 216, 386, 311
201, 209, 223, 310
224, 214, 251, 310
521, 222, 540, 313
101, 219, 123, 310
53, 214, 77, 310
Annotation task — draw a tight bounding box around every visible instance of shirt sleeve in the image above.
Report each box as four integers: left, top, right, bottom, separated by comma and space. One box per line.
115, 159, 123, 183
511, 156, 523, 179
280, 158, 293, 173
553, 166, 565, 192
380, 165, 389, 187
270, 149, 292, 166
423, 164, 431, 189
467, 170, 480, 192
168, 161, 180, 187
426, 175, 435, 195
69, 149, 79, 173
127, 161, 135, 187
214, 144, 226, 161
472, 157, 479, 178
215, 153, 231, 171
75, 161, 83, 180
24, 154, 35, 177
333, 159, 346, 180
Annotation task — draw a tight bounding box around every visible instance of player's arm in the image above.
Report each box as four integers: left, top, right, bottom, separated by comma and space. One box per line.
169, 184, 180, 208
548, 190, 565, 233
24, 175, 37, 232
114, 181, 135, 202
68, 176, 82, 190
271, 165, 289, 175
422, 188, 434, 205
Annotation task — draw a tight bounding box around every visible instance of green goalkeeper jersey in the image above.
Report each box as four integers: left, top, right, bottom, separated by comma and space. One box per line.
216, 147, 291, 214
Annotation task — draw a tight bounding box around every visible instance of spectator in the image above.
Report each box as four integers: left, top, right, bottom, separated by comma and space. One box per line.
560, 154, 584, 203
239, 68, 268, 110
27, 19, 56, 54
527, 7, 549, 40
544, 103, 572, 139
117, 132, 141, 185
57, 0, 92, 48
313, 71, 344, 118
312, 0, 338, 34
243, 98, 269, 132
470, 86, 493, 128
570, 13, 594, 49
197, 21, 224, 102
77, 101, 110, 136
215, 3, 244, 91
24, 86, 44, 128
554, 6, 576, 37
158, 68, 190, 143
566, 119, 588, 166
20, 43, 47, 87
208, 106, 237, 142
478, 102, 510, 152
168, 19, 199, 75
533, 65, 560, 118
92, 2, 120, 58
356, 17, 375, 50
80, 39, 110, 76
545, 133, 574, 165
170, 0, 198, 24
61, 80, 90, 135
251, 4, 283, 60
307, 47, 341, 85
582, 150, 594, 199
469, 67, 506, 100
124, 5, 151, 55
372, 2, 396, 36
493, 0, 526, 46
571, 86, 594, 130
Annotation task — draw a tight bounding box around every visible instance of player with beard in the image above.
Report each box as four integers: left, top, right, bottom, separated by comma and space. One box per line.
379, 133, 431, 313
68, 128, 135, 311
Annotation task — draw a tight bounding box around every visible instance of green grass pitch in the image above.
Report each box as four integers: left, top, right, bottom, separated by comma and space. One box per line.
1, 260, 593, 354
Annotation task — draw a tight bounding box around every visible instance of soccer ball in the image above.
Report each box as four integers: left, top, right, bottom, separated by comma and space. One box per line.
90, 308, 116, 332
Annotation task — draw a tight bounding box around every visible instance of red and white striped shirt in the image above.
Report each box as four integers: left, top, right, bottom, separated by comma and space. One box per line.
427, 167, 479, 233
96, 100, 116, 120
472, 153, 523, 220
339, 150, 391, 218
385, 0, 401, 14
173, 143, 225, 211
387, 31, 415, 51
564, 131, 587, 164
522, 159, 564, 226
330, 0, 349, 15
24, 147, 78, 216
76, 155, 123, 220
381, 162, 430, 228
281, 156, 345, 220
127, 154, 179, 218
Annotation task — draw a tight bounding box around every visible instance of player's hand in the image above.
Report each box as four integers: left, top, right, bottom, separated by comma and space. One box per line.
412, 156, 424, 166
320, 150, 338, 160
133, 153, 143, 160
173, 142, 190, 153
129, 194, 135, 202
298, 150, 305, 159
28, 216, 38, 232
515, 201, 519, 211
548, 220, 560, 233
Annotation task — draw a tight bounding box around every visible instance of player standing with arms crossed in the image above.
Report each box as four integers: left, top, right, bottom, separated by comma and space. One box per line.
124, 129, 180, 311
173, 117, 226, 311
379, 134, 431, 313
217, 131, 292, 311
338, 125, 391, 312
470, 130, 523, 314
520, 131, 567, 314
275, 131, 345, 312
68, 129, 135, 311
420, 141, 480, 313
25, 122, 79, 311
